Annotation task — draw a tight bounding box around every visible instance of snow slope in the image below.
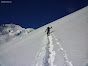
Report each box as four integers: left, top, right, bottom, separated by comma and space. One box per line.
0, 6, 88, 66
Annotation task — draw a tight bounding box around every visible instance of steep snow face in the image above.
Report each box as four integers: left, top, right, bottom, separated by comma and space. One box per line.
0, 24, 34, 44
0, 6, 88, 66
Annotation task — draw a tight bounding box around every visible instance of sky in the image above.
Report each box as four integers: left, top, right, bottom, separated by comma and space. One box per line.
0, 0, 88, 29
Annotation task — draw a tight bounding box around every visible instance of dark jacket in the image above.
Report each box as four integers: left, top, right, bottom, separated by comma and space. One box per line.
45, 26, 52, 36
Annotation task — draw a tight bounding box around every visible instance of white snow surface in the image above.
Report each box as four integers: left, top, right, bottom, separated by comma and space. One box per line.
0, 24, 34, 44
34, 35, 56, 66
0, 6, 88, 66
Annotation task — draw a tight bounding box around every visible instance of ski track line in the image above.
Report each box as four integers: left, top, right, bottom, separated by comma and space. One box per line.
52, 33, 73, 66
34, 34, 47, 66
48, 35, 56, 66
34, 34, 56, 66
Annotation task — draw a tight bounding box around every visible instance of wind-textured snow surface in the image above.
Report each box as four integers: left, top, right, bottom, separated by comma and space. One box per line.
0, 24, 34, 44
0, 6, 88, 66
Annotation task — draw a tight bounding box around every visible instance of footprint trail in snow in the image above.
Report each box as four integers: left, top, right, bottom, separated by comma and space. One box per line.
52, 33, 73, 66
34, 34, 56, 66
34, 32, 73, 66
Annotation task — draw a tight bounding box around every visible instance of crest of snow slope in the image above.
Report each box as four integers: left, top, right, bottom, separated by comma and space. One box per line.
0, 6, 88, 66
0, 24, 34, 44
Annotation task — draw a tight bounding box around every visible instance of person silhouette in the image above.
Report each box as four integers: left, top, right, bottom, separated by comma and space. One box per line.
45, 26, 52, 36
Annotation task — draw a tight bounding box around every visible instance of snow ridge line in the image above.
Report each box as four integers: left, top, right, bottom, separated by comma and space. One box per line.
52, 33, 73, 66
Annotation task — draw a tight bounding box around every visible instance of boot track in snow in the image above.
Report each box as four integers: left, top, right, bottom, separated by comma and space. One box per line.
34, 32, 73, 66
52, 33, 73, 66
34, 34, 56, 66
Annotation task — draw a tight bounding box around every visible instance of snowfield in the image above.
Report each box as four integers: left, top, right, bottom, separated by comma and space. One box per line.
0, 6, 88, 66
